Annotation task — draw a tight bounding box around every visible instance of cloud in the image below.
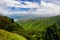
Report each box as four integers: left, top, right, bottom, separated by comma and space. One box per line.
0, 0, 39, 8
0, 0, 39, 15
42, 0, 60, 5
26, 1, 60, 16
21, 1, 39, 8
0, 0, 60, 18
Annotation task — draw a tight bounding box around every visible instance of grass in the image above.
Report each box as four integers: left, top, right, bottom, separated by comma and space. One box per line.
0, 29, 27, 40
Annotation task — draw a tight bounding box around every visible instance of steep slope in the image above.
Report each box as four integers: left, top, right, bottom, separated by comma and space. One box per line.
0, 15, 26, 36
16, 15, 60, 40
0, 29, 27, 40
0, 15, 28, 39
16, 15, 60, 32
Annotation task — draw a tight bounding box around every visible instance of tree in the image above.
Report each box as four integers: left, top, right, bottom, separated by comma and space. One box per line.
43, 23, 60, 40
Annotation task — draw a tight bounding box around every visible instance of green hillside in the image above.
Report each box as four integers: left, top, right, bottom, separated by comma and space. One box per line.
0, 15, 26, 36
0, 15, 60, 40
16, 15, 60, 40
0, 29, 27, 40
16, 15, 60, 31
0, 15, 24, 32
0, 15, 27, 40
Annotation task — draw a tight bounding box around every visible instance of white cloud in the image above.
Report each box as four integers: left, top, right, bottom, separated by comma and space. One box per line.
39, 1, 60, 15
0, 0, 39, 8
42, 0, 60, 5
0, 0, 39, 15
21, 1, 39, 8
27, 1, 60, 16
0, 0, 60, 17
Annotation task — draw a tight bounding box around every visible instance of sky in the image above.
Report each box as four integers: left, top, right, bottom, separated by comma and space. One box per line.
0, 0, 40, 15
0, 0, 60, 19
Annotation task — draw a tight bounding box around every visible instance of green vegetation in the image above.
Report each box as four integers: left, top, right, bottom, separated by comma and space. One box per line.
0, 15, 27, 40
0, 15, 60, 40
16, 15, 60, 40
0, 15, 26, 36
0, 15, 24, 32
43, 23, 60, 40
0, 29, 27, 40
16, 15, 60, 31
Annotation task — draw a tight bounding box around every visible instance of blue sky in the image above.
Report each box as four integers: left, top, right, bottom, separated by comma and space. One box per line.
8, 0, 40, 11
8, 7, 30, 11
20, 0, 40, 3
0, 0, 60, 20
